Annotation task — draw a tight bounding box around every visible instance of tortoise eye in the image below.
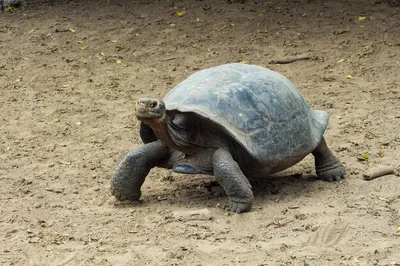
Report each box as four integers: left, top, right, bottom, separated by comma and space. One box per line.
150, 102, 157, 108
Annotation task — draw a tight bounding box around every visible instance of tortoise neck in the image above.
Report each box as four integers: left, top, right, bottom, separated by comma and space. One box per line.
142, 115, 181, 151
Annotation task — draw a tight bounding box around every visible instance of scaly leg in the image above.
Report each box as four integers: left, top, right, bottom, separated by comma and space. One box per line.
212, 149, 254, 213
312, 137, 346, 181
111, 141, 169, 201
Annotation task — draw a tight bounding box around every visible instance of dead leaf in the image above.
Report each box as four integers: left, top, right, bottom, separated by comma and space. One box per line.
357, 154, 369, 161
79, 46, 88, 50
177, 11, 185, 17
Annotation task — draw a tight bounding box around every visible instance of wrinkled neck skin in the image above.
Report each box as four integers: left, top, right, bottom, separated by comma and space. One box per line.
142, 112, 247, 170
141, 114, 199, 155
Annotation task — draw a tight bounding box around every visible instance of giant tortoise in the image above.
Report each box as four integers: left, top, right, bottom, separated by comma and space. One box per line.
110, 63, 345, 213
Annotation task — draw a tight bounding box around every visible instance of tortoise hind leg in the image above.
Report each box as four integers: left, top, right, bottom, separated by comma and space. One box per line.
312, 137, 346, 181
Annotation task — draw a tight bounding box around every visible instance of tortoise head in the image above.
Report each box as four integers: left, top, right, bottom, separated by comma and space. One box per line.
135, 98, 166, 122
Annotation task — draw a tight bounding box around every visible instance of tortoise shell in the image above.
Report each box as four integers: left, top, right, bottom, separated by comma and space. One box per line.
162, 63, 328, 162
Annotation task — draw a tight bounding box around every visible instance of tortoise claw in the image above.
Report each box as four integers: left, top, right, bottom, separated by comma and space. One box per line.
317, 163, 346, 182
228, 198, 252, 213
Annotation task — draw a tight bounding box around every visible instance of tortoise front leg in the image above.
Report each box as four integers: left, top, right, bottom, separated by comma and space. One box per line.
212, 149, 254, 213
111, 141, 169, 201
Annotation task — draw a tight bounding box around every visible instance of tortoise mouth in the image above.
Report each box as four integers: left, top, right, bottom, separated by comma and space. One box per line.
135, 98, 166, 121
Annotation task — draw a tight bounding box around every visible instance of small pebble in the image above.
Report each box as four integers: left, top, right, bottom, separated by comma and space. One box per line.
157, 195, 167, 201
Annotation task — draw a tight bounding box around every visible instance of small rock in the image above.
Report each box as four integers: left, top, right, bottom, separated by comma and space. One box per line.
29, 237, 40, 243
172, 208, 212, 221
157, 195, 167, 201
352, 169, 360, 175
34, 203, 42, 208
5, 229, 18, 237
21, 188, 30, 194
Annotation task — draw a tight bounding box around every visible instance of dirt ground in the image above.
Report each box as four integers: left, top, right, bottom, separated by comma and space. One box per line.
1, 0, 399, 265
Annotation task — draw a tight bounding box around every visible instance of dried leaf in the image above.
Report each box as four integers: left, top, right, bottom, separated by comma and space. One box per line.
338, 58, 345, 63
116, 60, 122, 64
230, 23, 236, 27
79, 46, 88, 50
357, 154, 369, 161
69, 28, 76, 33
358, 16, 366, 21
346, 75, 352, 79
28, 28, 36, 33
177, 11, 185, 17
378, 150, 385, 157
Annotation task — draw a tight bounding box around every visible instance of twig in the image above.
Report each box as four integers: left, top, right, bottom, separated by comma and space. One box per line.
55, 28, 70, 33
362, 165, 395, 180
172, 208, 212, 221
269, 56, 317, 64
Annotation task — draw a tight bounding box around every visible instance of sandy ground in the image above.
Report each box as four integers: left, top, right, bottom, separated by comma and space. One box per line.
1, 0, 399, 265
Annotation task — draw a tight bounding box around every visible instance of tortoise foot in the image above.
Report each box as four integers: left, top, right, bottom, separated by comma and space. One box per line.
229, 199, 252, 213
313, 138, 346, 182
110, 185, 141, 201
316, 160, 346, 182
